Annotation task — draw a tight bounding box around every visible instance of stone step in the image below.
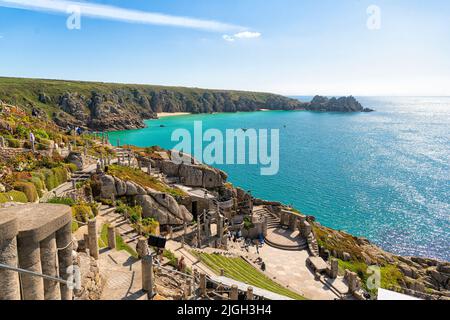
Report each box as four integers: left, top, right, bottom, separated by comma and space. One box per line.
108, 216, 125, 225
120, 228, 136, 236
100, 208, 117, 216
125, 234, 141, 244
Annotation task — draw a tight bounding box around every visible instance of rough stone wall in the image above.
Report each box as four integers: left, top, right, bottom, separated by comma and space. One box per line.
73, 252, 104, 300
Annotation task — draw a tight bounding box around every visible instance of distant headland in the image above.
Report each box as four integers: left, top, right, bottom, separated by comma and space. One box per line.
0, 77, 373, 131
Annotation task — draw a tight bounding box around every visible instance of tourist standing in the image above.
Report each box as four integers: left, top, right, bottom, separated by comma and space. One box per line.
29, 131, 35, 152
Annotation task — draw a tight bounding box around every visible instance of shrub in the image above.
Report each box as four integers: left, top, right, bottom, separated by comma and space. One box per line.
52, 167, 68, 185
42, 169, 57, 190
141, 217, 159, 236
7, 138, 21, 148
64, 163, 78, 173
15, 125, 29, 139
48, 197, 76, 206
34, 129, 49, 140
71, 220, 79, 232
41, 167, 69, 190
72, 204, 94, 223
37, 139, 51, 151
29, 176, 45, 197
0, 190, 28, 203
13, 181, 38, 202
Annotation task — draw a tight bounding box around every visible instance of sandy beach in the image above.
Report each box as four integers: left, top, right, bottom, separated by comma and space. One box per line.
157, 112, 191, 118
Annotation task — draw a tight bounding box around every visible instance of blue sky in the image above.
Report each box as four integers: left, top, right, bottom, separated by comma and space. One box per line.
0, 0, 449, 96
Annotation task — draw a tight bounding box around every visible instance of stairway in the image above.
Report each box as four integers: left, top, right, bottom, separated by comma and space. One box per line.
254, 207, 308, 251
70, 170, 91, 185
98, 204, 141, 248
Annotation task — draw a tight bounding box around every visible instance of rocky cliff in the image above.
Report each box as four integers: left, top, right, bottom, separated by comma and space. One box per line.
305, 95, 374, 112
0, 77, 372, 131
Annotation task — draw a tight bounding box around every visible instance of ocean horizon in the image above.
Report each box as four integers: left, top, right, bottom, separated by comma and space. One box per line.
108, 96, 450, 262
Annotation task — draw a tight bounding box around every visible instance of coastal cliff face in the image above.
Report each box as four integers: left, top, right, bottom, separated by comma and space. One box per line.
305, 95, 374, 112
0, 77, 371, 131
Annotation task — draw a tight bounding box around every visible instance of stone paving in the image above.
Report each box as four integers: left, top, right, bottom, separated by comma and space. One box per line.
257, 245, 342, 300
265, 228, 304, 246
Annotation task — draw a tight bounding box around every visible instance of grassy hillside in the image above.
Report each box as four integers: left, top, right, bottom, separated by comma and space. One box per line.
0, 77, 302, 131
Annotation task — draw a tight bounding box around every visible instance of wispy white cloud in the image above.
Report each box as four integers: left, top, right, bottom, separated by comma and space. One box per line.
223, 31, 261, 42
234, 31, 261, 39
0, 0, 245, 33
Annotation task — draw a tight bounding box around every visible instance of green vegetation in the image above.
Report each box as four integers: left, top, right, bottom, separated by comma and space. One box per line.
114, 201, 159, 236
108, 165, 186, 197
13, 181, 38, 202
0, 190, 28, 203
6, 138, 21, 148
337, 259, 405, 295
192, 251, 305, 300
72, 204, 94, 224
99, 223, 138, 258
0, 77, 300, 127
48, 197, 76, 206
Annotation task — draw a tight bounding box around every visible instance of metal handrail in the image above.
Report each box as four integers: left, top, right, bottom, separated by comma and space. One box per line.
0, 263, 70, 286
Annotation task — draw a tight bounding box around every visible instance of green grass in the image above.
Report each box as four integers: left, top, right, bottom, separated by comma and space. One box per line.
337, 259, 404, 295
108, 164, 186, 197
99, 223, 138, 258
192, 251, 305, 300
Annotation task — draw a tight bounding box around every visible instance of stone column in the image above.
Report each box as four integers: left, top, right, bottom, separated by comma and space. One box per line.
40, 233, 61, 300
204, 215, 211, 238
230, 285, 239, 300
107, 226, 116, 250
289, 215, 297, 231
329, 258, 338, 279
55, 222, 73, 301
0, 216, 20, 300
88, 219, 99, 260
246, 287, 254, 300
168, 226, 173, 240
136, 237, 149, 259
302, 221, 312, 238
199, 273, 207, 297
262, 216, 268, 237
142, 255, 154, 298
183, 222, 187, 236
147, 164, 152, 175
184, 279, 192, 300
218, 215, 224, 242
17, 238, 44, 300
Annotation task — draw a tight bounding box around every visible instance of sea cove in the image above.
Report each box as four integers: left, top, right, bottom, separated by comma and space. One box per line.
109, 96, 450, 261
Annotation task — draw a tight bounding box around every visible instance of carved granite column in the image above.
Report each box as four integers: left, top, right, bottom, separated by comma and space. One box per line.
0, 215, 20, 300
246, 287, 254, 300
107, 226, 116, 249
17, 237, 44, 300
40, 233, 61, 300
230, 285, 239, 300
56, 222, 73, 300
142, 255, 154, 298
88, 219, 99, 260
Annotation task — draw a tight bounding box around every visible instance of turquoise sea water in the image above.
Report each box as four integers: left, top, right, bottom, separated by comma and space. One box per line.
108, 97, 450, 261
